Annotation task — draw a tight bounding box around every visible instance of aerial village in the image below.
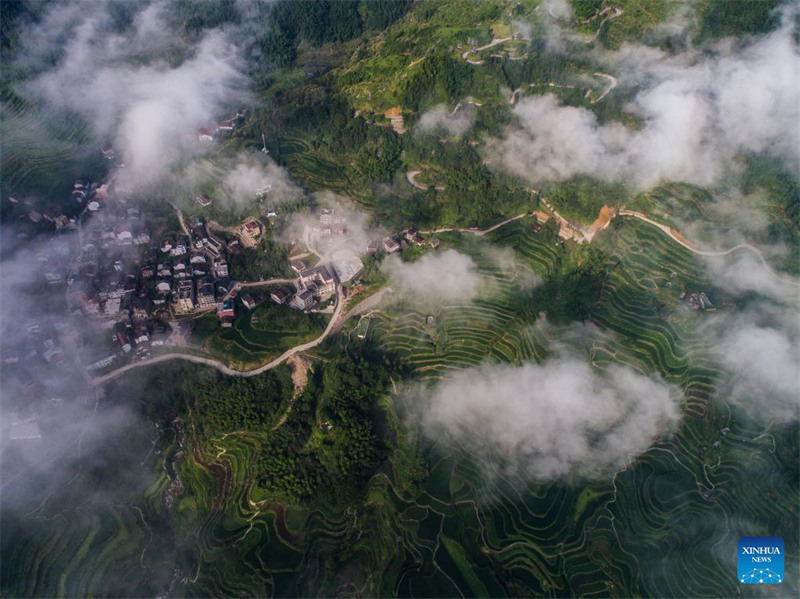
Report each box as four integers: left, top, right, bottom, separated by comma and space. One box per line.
2, 138, 450, 394
2, 106, 712, 443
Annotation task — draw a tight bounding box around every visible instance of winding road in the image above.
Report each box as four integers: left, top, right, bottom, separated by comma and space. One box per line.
462, 37, 512, 65
93, 287, 347, 385
590, 72, 617, 104
90, 211, 536, 386
406, 170, 429, 190
618, 210, 800, 287
418, 213, 528, 236
93, 198, 798, 386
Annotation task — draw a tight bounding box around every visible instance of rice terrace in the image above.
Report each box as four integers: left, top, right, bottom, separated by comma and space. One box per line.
1, 1, 797, 598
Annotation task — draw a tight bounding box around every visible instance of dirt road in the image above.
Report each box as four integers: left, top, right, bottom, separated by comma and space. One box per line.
334, 287, 393, 332
406, 170, 429, 190
462, 37, 512, 64
418, 213, 528, 236
590, 72, 617, 104
170, 203, 190, 236
238, 278, 296, 289
618, 210, 800, 287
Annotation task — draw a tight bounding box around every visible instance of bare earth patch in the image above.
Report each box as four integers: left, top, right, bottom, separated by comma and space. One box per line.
587, 205, 615, 240
272, 355, 312, 431
287, 354, 311, 398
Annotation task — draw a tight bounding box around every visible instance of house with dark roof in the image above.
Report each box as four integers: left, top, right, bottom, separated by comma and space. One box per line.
290, 289, 315, 311
241, 294, 257, 310
197, 277, 216, 307
382, 236, 400, 253
270, 287, 292, 305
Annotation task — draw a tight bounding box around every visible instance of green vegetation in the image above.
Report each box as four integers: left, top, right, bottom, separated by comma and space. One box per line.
531, 244, 612, 323
545, 176, 628, 222
199, 301, 327, 368
697, 0, 782, 40
228, 240, 292, 281
741, 154, 800, 273
371, 228, 554, 376
398, 53, 473, 111
256, 357, 392, 504
193, 367, 295, 439
260, 0, 412, 67
0, 90, 107, 201
3, 219, 798, 596
2, 2, 798, 597
627, 166, 800, 275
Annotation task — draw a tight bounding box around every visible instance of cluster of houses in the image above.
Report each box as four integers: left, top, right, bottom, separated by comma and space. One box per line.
107, 319, 169, 362
59, 173, 246, 359
1, 316, 85, 441
681, 291, 714, 311
8, 178, 111, 236
367, 228, 439, 256
288, 264, 336, 311
305, 209, 349, 247
239, 218, 263, 248
8, 173, 456, 378
196, 110, 245, 142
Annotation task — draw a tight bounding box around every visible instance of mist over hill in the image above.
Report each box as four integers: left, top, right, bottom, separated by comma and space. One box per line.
1, 1, 798, 597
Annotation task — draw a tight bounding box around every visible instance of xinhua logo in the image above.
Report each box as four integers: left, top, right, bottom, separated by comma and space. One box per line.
738, 537, 784, 584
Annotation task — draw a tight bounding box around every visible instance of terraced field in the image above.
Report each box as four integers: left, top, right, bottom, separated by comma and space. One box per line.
362, 218, 798, 597
2, 219, 795, 597
0, 410, 179, 597
200, 303, 328, 369
273, 137, 354, 194
0, 93, 96, 197
370, 226, 560, 382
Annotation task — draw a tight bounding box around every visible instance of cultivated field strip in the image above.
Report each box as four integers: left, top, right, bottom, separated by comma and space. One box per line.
1, 94, 91, 194
4, 219, 795, 597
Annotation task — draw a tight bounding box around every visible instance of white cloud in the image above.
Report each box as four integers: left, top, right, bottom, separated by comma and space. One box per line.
382, 250, 481, 305
18, 1, 247, 191
221, 158, 302, 206
416, 104, 475, 139
541, 0, 573, 21
488, 13, 800, 189
423, 358, 680, 478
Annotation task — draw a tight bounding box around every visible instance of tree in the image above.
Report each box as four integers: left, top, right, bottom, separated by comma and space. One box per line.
261, 23, 296, 67
329, 0, 362, 42
399, 53, 472, 111
358, 0, 412, 31
532, 246, 611, 323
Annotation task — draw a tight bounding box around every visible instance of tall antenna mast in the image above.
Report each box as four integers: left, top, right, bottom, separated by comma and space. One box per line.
261, 132, 268, 154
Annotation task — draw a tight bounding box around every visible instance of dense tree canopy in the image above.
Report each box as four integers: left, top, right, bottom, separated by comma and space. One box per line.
228, 240, 291, 281
532, 246, 612, 324
256, 356, 391, 505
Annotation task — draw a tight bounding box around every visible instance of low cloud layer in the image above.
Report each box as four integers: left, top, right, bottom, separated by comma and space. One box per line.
719, 321, 799, 421
416, 104, 475, 140
180, 154, 303, 208
16, 1, 247, 191
283, 195, 388, 267
701, 260, 800, 420
424, 359, 680, 478
488, 12, 800, 189
541, 0, 573, 21
382, 250, 481, 305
